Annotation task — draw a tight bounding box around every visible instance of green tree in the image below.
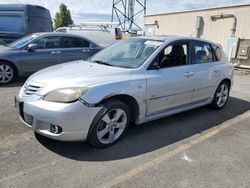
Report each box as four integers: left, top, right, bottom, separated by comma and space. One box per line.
54, 4, 73, 29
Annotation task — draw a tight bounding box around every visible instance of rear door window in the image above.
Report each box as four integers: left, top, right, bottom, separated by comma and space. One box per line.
193, 41, 216, 64
61, 37, 90, 48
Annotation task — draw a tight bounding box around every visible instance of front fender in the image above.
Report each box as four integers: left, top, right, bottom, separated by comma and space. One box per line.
82, 79, 145, 104
80, 79, 147, 123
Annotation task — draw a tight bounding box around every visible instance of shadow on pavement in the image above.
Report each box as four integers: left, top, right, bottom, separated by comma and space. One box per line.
0, 77, 27, 88
36, 97, 250, 161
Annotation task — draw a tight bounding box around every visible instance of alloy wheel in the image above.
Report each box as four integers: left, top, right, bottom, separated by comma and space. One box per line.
0, 64, 14, 84
216, 83, 229, 107
97, 108, 127, 144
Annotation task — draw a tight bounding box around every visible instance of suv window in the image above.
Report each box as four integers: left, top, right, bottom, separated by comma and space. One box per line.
211, 44, 221, 61
158, 42, 188, 68
61, 37, 90, 48
35, 36, 60, 49
193, 41, 215, 64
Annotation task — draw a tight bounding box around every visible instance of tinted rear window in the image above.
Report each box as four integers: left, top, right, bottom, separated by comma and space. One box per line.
62, 37, 90, 48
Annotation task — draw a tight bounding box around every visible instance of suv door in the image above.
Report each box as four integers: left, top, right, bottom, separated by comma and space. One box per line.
146, 40, 195, 116
190, 41, 223, 102
19, 36, 61, 74
60, 36, 98, 62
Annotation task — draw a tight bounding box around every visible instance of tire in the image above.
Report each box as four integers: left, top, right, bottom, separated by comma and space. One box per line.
0, 62, 16, 85
88, 99, 130, 148
210, 81, 230, 110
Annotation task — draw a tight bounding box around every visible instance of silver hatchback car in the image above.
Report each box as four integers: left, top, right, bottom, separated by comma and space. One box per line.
16, 36, 233, 148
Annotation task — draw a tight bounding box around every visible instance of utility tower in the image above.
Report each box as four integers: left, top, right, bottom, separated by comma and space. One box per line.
111, 0, 146, 32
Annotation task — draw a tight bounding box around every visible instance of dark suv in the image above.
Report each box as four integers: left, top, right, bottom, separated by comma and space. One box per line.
0, 4, 53, 44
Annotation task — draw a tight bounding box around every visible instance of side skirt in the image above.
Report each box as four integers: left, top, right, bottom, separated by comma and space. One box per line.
139, 97, 212, 124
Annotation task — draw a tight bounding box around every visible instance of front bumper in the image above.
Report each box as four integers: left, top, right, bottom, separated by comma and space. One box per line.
15, 96, 102, 141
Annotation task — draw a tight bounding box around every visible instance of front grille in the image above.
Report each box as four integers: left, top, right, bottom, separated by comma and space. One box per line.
23, 113, 33, 126
24, 84, 41, 95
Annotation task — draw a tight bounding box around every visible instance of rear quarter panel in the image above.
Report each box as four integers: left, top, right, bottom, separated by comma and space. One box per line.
220, 50, 234, 87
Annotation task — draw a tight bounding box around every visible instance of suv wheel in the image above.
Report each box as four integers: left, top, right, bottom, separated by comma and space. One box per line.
211, 81, 230, 109
89, 100, 130, 148
0, 62, 16, 85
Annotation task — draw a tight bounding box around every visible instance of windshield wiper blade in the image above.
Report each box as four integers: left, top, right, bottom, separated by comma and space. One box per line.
92, 60, 116, 67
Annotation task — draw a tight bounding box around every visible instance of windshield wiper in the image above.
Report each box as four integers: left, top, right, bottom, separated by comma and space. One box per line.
92, 60, 116, 67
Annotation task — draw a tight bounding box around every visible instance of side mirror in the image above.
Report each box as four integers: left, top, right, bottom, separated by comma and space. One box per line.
27, 44, 37, 52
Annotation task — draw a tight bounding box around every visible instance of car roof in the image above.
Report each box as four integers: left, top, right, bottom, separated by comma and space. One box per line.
136, 35, 220, 46
30, 32, 100, 46
31, 32, 82, 37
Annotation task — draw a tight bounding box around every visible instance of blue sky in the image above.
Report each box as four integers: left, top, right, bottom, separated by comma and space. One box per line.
1, 0, 250, 25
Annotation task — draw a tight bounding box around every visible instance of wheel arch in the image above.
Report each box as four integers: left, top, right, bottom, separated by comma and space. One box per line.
221, 78, 231, 89
99, 94, 140, 123
0, 59, 19, 76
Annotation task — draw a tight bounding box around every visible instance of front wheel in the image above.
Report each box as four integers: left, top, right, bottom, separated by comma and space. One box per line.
210, 81, 230, 110
88, 100, 130, 148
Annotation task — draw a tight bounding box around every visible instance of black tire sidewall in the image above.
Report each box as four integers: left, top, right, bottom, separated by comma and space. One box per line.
89, 99, 130, 148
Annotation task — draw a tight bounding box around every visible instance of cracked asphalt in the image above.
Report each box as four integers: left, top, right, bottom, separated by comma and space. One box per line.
0, 69, 250, 188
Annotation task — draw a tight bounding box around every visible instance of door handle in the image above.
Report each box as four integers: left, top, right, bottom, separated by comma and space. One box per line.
184, 72, 194, 77
51, 51, 61, 54
82, 49, 90, 52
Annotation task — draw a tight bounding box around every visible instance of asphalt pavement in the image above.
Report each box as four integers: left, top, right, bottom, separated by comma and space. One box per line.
0, 70, 250, 188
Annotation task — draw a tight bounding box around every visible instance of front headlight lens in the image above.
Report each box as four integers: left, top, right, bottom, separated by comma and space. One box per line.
44, 87, 88, 103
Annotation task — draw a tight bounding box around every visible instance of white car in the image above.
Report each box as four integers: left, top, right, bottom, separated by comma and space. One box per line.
54, 23, 122, 47
16, 36, 233, 148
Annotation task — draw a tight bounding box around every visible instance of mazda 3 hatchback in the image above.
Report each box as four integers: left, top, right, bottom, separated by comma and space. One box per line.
16, 36, 233, 148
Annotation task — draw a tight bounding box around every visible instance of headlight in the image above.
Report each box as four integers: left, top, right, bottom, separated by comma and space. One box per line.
44, 87, 88, 103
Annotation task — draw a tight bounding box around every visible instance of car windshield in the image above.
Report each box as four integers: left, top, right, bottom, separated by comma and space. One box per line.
90, 39, 162, 68
8, 35, 38, 49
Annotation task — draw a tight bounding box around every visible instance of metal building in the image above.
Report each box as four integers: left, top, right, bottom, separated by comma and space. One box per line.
144, 3, 250, 68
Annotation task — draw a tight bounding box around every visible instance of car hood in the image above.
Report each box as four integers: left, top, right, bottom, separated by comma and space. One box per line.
26, 60, 132, 93
0, 44, 12, 49
0, 45, 7, 49
0, 45, 18, 53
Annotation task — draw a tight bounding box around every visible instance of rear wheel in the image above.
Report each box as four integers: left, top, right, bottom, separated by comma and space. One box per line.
0, 62, 16, 84
89, 100, 130, 148
210, 81, 230, 109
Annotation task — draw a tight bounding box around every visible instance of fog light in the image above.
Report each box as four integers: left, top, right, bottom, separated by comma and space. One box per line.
50, 124, 62, 134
